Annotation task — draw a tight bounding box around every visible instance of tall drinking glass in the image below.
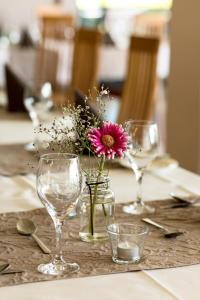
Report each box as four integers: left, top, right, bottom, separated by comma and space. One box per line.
123, 120, 159, 215
37, 153, 82, 275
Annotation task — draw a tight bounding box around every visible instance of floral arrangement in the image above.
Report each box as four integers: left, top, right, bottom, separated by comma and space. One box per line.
38, 87, 128, 238
39, 87, 128, 168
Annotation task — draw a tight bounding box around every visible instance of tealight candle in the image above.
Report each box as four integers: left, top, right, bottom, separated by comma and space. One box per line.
107, 223, 148, 264
117, 241, 140, 261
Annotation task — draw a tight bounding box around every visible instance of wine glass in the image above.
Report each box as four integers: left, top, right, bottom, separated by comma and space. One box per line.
24, 82, 53, 152
123, 120, 159, 215
37, 153, 82, 275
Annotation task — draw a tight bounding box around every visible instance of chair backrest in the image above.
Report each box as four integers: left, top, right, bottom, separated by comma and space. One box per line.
118, 36, 159, 124
134, 14, 169, 38
35, 47, 59, 89
5, 64, 26, 112
71, 28, 103, 95
41, 14, 74, 42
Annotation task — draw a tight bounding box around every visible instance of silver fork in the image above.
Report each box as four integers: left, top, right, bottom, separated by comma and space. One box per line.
142, 218, 184, 238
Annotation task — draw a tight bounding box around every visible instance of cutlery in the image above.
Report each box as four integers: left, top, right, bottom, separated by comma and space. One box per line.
0, 264, 24, 275
0, 263, 9, 274
16, 219, 51, 254
142, 218, 184, 238
1, 270, 24, 275
162, 202, 192, 209
170, 192, 198, 205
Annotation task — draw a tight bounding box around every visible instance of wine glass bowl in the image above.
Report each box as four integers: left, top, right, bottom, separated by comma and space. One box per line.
37, 153, 82, 275
123, 120, 159, 215
38, 166, 81, 219
23, 82, 53, 152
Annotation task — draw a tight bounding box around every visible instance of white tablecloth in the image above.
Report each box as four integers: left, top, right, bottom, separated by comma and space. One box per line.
0, 118, 200, 299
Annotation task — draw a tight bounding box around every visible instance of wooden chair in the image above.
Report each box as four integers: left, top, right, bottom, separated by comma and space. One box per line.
34, 47, 59, 90
133, 14, 169, 38
118, 36, 159, 124
40, 14, 74, 43
71, 28, 103, 96
38, 14, 74, 105
5, 64, 26, 112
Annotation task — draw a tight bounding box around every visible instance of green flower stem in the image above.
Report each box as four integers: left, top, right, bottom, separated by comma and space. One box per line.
89, 156, 105, 236
102, 203, 107, 217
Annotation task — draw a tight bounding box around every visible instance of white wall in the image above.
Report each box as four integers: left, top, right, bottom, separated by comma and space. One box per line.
167, 0, 200, 172
0, 0, 76, 32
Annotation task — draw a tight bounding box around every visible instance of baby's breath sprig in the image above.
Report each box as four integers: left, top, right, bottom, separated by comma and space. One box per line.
37, 87, 110, 155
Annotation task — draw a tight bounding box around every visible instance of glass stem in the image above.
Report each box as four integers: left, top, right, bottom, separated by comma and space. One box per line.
53, 219, 64, 264
135, 169, 144, 206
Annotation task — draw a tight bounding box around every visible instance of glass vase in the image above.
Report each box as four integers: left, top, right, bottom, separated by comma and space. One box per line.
79, 173, 115, 242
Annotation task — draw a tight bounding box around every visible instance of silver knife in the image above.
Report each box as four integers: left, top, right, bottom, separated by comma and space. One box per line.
1, 270, 24, 275
0, 264, 9, 274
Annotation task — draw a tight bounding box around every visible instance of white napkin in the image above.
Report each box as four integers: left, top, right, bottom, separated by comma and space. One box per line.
0, 175, 42, 213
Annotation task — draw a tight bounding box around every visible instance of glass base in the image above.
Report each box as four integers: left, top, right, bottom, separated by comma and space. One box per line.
112, 256, 140, 265
38, 261, 80, 276
123, 202, 155, 215
79, 232, 108, 242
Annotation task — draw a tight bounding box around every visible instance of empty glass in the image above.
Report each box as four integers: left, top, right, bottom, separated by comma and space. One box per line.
37, 153, 82, 275
123, 120, 159, 215
24, 82, 53, 151
107, 223, 149, 264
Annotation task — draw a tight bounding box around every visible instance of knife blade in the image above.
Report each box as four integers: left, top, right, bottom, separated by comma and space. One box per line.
1, 270, 24, 275
0, 263, 9, 274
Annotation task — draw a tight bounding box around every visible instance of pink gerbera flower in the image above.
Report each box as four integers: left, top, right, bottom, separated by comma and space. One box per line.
87, 122, 128, 159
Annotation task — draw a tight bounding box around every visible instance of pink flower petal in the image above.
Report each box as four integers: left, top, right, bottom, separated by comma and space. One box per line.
87, 122, 128, 159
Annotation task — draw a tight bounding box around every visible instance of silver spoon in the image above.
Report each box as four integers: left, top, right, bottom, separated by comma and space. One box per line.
142, 218, 184, 238
17, 219, 51, 254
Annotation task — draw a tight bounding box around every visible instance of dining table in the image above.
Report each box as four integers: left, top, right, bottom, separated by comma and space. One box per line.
0, 111, 200, 300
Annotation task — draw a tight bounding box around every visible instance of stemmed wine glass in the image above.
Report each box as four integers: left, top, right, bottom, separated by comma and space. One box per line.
24, 82, 53, 152
123, 120, 159, 215
37, 153, 82, 275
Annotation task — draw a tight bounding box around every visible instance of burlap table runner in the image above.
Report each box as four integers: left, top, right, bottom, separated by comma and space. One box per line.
0, 144, 122, 176
1, 201, 200, 287
0, 144, 37, 176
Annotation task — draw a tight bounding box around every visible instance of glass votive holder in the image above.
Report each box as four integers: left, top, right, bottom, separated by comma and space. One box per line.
107, 223, 149, 264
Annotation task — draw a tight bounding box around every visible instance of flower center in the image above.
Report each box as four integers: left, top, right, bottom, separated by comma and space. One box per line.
101, 134, 115, 147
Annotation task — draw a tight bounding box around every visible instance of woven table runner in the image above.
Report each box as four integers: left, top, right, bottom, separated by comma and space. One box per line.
0, 144, 37, 176
0, 144, 122, 176
0, 201, 200, 287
